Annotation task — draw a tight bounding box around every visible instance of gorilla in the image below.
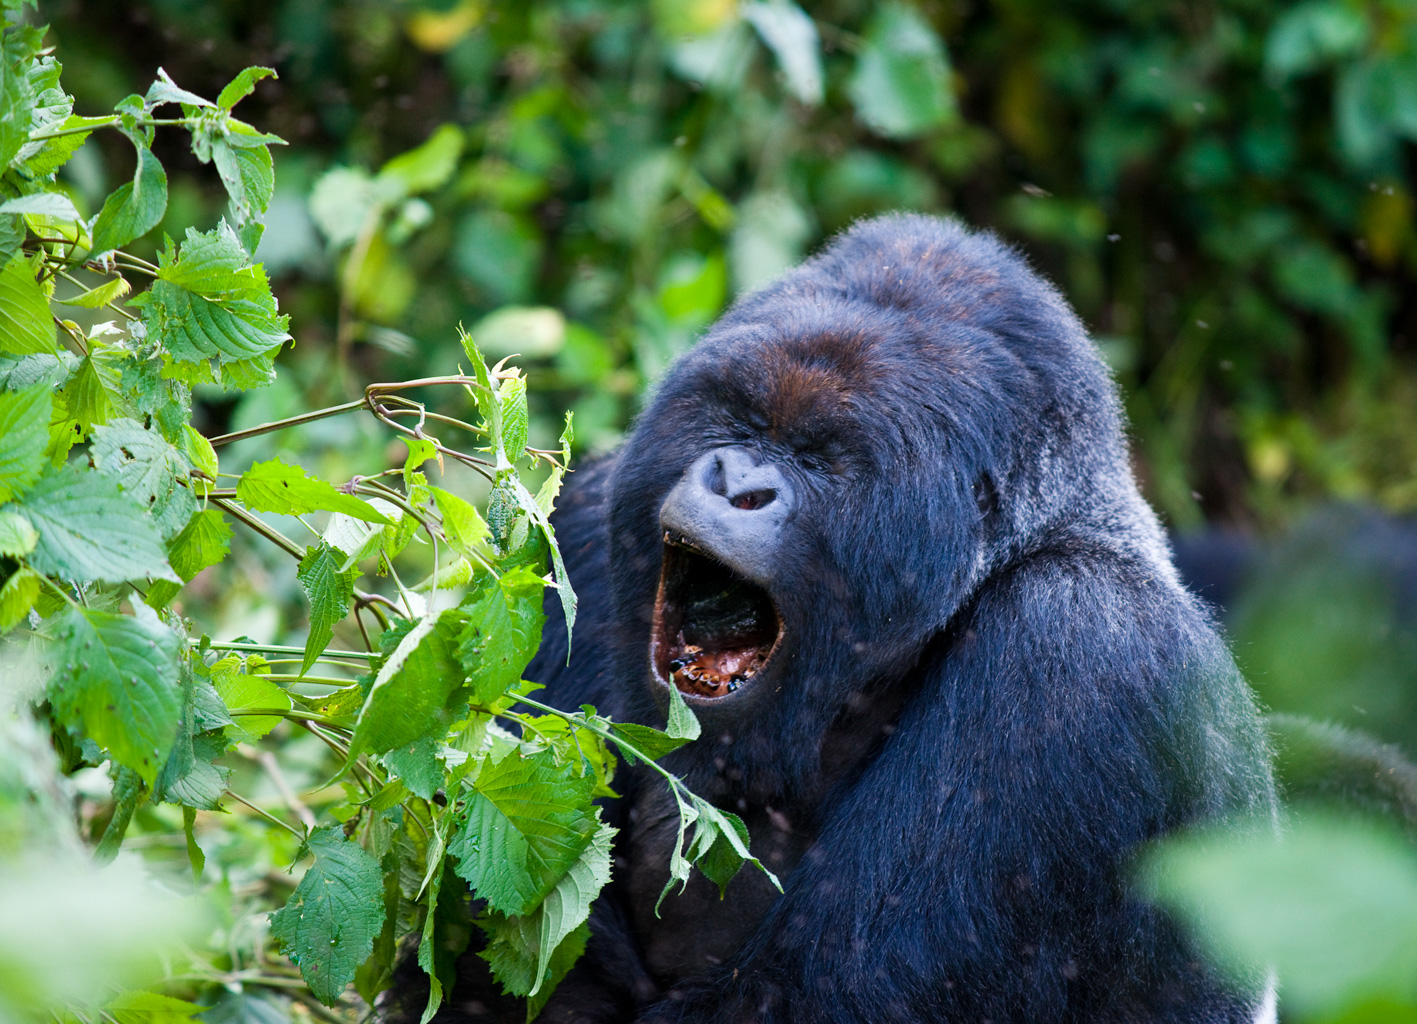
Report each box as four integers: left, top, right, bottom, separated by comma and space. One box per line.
410, 215, 1279, 1023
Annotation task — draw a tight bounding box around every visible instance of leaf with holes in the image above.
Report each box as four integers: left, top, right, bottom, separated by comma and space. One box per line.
46, 604, 183, 786
270, 826, 386, 1005
455, 566, 546, 705
90, 417, 197, 538
20, 463, 176, 583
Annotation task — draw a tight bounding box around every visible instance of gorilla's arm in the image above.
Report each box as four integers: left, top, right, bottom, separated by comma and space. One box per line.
634, 547, 1272, 1024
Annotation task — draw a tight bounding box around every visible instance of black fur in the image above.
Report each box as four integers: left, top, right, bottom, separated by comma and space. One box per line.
419, 215, 1277, 1023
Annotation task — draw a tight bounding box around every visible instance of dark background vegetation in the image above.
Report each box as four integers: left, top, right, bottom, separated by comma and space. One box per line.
41, 0, 1417, 825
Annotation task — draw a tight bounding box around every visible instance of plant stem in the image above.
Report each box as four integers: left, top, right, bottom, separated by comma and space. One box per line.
197, 639, 375, 661
206, 398, 366, 447
211, 497, 305, 559
225, 789, 305, 838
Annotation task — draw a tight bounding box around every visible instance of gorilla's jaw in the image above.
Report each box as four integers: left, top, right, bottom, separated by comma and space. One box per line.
651, 531, 784, 700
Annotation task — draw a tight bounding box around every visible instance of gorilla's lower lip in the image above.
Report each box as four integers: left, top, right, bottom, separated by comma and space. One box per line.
651, 531, 783, 699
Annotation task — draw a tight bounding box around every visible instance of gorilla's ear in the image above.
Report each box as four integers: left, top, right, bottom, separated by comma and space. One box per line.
973, 473, 999, 519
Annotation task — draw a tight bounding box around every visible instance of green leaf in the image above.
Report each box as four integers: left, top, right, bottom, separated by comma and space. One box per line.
740, 1, 823, 105
167, 507, 232, 581
431, 486, 489, 557
455, 567, 546, 705
0, 565, 40, 630
296, 542, 357, 676
665, 676, 702, 741
352, 608, 467, 756
49, 345, 125, 452
528, 819, 613, 996
104, 991, 205, 1024
1140, 814, 1417, 1019
144, 68, 213, 110
450, 748, 598, 916
237, 457, 392, 523
0, 506, 39, 556
607, 720, 694, 765
1265, 1, 1370, 82
0, 253, 56, 355
24, 113, 111, 179
210, 126, 275, 225
47, 604, 183, 786
848, 3, 956, 139
90, 144, 168, 254
217, 66, 277, 110
380, 733, 443, 801
270, 826, 386, 1006
20, 462, 176, 583
498, 374, 529, 460
0, 43, 38, 169
479, 915, 589, 1017
376, 123, 464, 196
0, 381, 50, 502
211, 655, 290, 740
131, 223, 290, 388
0, 192, 80, 219
56, 275, 131, 309
93, 765, 145, 865
90, 417, 198, 538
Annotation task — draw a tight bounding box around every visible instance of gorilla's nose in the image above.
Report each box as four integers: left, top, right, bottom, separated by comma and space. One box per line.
699, 447, 792, 514
659, 447, 795, 584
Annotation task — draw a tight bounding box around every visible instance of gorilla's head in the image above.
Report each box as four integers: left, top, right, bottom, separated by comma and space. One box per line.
607, 215, 1167, 795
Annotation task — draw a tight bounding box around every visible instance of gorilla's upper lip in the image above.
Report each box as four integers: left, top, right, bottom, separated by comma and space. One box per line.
650, 528, 784, 701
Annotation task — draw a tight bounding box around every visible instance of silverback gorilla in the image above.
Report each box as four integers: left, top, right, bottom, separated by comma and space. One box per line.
401, 215, 1279, 1023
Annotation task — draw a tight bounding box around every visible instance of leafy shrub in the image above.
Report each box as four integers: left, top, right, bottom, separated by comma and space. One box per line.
0, 7, 769, 1021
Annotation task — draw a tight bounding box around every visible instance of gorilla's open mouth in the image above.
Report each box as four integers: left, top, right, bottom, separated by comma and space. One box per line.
651, 531, 783, 699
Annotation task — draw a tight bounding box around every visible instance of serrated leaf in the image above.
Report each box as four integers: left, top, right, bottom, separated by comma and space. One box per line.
50, 346, 125, 450
380, 733, 443, 801
167, 507, 232, 581
666, 680, 701, 741
0, 47, 37, 169
211, 655, 290, 740
450, 748, 598, 916
270, 826, 386, 1005
0, 350, 75, 391
0, 507, 38, 557
479, 914, 589, 1015
90, 417, 198, 538
217, 66, 277, 110
497, 374, 529, 459
455, 567, 546, 705
0, 566, 40, 630
690, 801, 767, 896
0, 253, 56, 356
431, 486, 489, 558
237, 457, 392, 523
57, 275, 130, 309
91, 144, 168, 254
47, 604, 183, 786
297, 542, 357, 676
133, 223, 290, 387
529, 819, 613, 996
352, 608, 467, 756
23, 113, 109, 179
0, 381, 50, 502
210, 130, 275, 225
20, 462, 176, 583
607, 720, 693, 765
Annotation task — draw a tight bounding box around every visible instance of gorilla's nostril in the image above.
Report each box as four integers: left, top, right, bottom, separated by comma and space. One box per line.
731, 489, 776, 511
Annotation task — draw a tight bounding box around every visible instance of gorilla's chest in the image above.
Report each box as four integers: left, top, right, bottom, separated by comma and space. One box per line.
623, 784, 811, 984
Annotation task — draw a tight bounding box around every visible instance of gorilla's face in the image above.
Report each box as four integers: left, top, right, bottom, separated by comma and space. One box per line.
613, 304, 999, 723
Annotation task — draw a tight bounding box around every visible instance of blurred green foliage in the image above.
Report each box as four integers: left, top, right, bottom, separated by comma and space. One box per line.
39, 0, 1417, 530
